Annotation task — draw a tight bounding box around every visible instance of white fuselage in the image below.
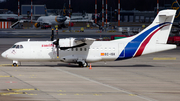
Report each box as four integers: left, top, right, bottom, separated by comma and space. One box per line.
1, 40, 122, 63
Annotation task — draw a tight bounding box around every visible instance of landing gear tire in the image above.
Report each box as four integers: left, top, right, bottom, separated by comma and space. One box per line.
12, 63, 18, 67
78, 62, 88, 67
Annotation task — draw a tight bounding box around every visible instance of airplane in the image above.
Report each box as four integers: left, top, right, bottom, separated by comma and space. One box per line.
1, 10, 177, 67
34, 4, 69, 28
34, 15, 69, 28
0, 13, 23, 21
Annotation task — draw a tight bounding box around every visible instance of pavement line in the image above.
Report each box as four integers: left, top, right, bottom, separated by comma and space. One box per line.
54, 68, 158, 101
0, 64, 12, 66
7, 88, 39, 91
0, 92, 27, 95
153, 57, 176, 60
0, 75, 13, 77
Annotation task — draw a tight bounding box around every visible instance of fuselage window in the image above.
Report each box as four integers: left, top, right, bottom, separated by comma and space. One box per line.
76, 48, 78, 51
84, 48, 86, 51
80, 48, 82, 51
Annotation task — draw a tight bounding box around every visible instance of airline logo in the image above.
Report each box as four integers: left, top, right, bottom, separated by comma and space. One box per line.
42, 44, 54, 47
171, 0, 180, 18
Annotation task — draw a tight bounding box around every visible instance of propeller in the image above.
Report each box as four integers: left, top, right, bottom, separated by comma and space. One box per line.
53, 38, 60, 58
52, 28, 60, 58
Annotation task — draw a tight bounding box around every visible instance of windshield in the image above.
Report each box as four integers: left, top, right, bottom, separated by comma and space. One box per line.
11, 45, 23, 49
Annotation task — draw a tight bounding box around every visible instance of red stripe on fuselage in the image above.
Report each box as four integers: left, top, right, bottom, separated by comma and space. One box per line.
134, 25, 169, 57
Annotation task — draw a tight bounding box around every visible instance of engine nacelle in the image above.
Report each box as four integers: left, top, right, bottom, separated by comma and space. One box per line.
58, 38, 78, 47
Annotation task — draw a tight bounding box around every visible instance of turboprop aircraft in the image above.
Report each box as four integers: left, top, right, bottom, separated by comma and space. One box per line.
1, 10, 177, 67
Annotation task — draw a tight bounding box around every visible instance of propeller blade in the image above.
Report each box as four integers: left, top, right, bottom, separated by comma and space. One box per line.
57, 47, 59, 58
51, 28, 54, 41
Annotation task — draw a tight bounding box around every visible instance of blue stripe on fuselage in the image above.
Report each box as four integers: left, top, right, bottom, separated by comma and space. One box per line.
116, 22, 171, 60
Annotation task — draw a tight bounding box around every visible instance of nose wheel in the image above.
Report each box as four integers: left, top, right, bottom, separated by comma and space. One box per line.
12, 63, 18, 67
12, 60, 19, 67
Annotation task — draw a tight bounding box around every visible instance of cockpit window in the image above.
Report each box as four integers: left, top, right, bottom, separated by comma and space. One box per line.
16, 45, 19, 48
11, 45, 23, 49
19, 45, 23, 48
11, 45, 16, 48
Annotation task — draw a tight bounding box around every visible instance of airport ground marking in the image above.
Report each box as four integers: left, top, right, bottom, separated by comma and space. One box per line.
58, 90, 66, 92
129, 94, 137, 96
153, 57, 176, 60
27, 93, 37, 95
0, 92, 27, 96
58, 93, 66, 95
93, 94, 102, 96
7, 88, 39, 92
0, 75, 13, 78
74, 93, 83, 96
0, 64, 12, 67
54, 67, 158, 101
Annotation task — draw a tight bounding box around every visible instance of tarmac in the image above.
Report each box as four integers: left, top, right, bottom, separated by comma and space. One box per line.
0, 29, 180, 101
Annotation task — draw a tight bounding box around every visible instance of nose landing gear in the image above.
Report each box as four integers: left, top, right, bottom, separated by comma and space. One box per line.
12, 60, 19, 67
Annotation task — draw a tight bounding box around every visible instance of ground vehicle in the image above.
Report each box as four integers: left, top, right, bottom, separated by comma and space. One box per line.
168, 35, 180, 46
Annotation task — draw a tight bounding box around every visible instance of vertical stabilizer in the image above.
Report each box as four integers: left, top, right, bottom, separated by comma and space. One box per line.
116, 10, 176, 60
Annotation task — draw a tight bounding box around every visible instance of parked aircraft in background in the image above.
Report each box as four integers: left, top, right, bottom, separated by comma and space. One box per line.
0, 13, 23, 21
1, 10, 177, 67
171, 0, 180, 26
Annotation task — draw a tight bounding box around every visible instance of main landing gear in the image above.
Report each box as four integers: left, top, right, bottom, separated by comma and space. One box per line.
78, 62, 88, 67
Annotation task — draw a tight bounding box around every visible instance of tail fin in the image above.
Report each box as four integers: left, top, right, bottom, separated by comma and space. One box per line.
44, 5, 48, 16
134, 10, 176, 56
62, 3, 67, 16
116, 10, 176, 59
171, 0, 180, 19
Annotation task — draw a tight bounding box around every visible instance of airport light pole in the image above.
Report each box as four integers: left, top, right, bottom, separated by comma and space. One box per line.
157, 0, 159, 14
18, 0, 20, 21
31, 0, 33, 24
102, 0, 104, 27
118, 0, 120, 26
106, 0, 107, 27
69, 0, 71, 27
95, 0, 97, 24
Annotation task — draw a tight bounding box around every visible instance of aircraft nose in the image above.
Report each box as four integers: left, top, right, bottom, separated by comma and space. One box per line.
1, 52, 6, 58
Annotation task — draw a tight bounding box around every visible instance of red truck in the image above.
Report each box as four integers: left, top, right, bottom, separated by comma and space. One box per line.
168, 36, 180, 46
